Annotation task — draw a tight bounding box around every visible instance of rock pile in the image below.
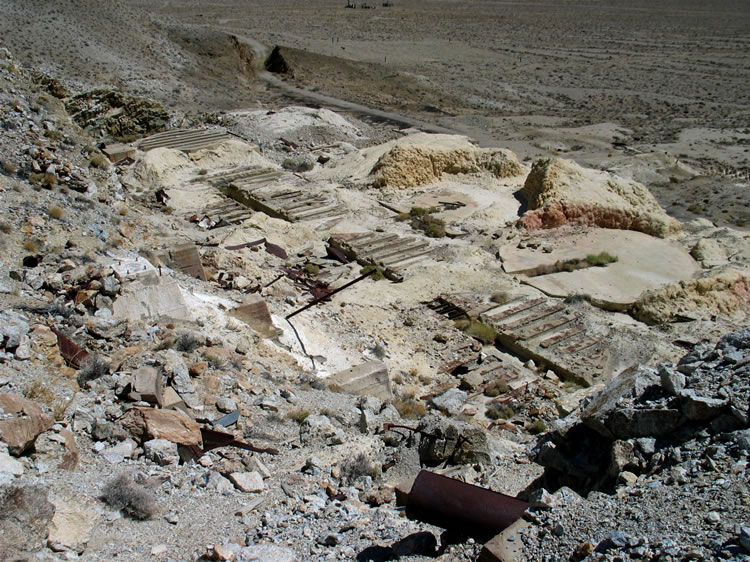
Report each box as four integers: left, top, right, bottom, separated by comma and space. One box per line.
521, 329, 750, 559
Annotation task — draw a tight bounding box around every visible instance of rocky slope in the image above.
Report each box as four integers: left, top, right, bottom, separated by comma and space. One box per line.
0, 25, 749, 562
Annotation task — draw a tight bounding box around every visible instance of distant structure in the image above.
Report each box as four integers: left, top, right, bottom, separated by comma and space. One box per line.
382, 1, 393, 6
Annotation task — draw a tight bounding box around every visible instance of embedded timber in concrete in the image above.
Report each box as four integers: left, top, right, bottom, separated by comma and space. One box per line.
227, 175, 345, 223
138, 128, 234, 152
428, 293, 612, 386
198, 197, 254, 226
329, 232, 435, 281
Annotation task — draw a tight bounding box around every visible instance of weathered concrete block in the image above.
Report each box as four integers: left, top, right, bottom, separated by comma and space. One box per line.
113, 275, 190, 322
329, 360, 392, 400
229, 295, 277, 338
478, 519, 531, 562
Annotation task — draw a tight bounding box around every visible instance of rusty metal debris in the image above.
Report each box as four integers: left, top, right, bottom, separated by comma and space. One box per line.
406, 470, 528, 540
286, 269, 374, 320
50, 325, 90, 368
199, 427, 279, 455
225, 238, 288, 259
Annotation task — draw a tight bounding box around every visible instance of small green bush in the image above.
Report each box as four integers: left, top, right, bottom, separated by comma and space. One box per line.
529, 420, 547, 434
89, 152, 109, 169
360, 265, 384, 281
585, 252, 618, 266
460, 320, 496, 344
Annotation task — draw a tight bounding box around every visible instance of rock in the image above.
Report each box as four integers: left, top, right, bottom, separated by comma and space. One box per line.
659, 364, 685, 395
0, 394, 53, 455
238, 544, 297, 562
206, 471, 235, 495
144, 438, 180, 466
417, 414, 491, 466
392, 531, 438, 557
216, 396, 237, 413
529, 488, 556, 509
679, 390, 727, 420
429, 387, 467, 416
691, 238, 727, 264
300, 415, 339, 446
619, 471, 638, 485
478, 519, 531, 562
0, 451, 24, 476
608, 440, 637, 477
212, 543, 238, 561
519, 157, 680, 237
47, 496, 99, 554
368, 135, 523, 189
133, 366, 164, 406
120, 407, 202, 447
460, 370, 485, 391
0, 311, 30, 350
739, 526, 750, 553
162, 350, 201, 410
243, 455, 271, 479
152, 544, 169, 556
229, 471, 265, 493
100, 439, 137, 463
0, 484, 55, 560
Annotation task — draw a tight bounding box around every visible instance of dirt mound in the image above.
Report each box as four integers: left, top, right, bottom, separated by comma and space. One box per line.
519, 158, 681, 238
369, 144, 523, 189
630, 268, 750, 324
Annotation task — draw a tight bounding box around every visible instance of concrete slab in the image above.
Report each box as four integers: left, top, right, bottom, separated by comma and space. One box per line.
329, 360, 392, 400
113, 274, 191, 322
499, 228, 699, 307
138, 128, 234, 152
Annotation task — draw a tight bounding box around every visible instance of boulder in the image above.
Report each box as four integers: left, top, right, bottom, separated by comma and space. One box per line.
0, 394, 53, 455
0, 484, 55, 560
144, 438, 180, 466
120, 408, 202, 447
417, 414, 491, 466
47, 496, 100, 554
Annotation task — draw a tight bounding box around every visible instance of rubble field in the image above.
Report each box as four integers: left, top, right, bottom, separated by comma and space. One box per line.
0, 1, 749, 561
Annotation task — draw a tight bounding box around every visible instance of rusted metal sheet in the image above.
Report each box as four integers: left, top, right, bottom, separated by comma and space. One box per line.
50, 326, 90, 368
226, 239, 266, 251
406, 470, 528, 540
264, 241, 287, 259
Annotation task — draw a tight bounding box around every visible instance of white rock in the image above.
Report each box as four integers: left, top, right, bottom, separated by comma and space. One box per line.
229, 471, 265, 493
0, 451, 24, 476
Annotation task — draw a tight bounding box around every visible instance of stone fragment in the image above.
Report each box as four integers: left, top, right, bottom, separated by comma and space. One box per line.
478, 519, 531, 562
113, 274, 190, 322
133, 366, 164, 406
206, 471, 234, 495
417, 414, 491, 466
328, 360, 392, 400
100, 439, 137, 464
216, 396, 237, 413
229, 471, 265, 493
0, 451, 24, 476
47, 496, 99, 554
739, 526, 750, 553
679, 390, 727, 421
238, 544, 297, 562
429, 387, 467, 415
0, 484, 55, 560
0, 394, 53, 455
120, 407, 202, 447
144, 438, 180, 466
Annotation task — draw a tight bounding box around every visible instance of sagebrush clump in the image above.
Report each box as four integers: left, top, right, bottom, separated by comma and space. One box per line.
76, 355, 110, 388
101, 473, 156, 520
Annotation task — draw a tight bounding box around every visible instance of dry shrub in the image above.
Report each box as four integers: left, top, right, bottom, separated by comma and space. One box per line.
23, 239, 39, 253
77, 355, 110, 388
486, 402, 514, 420
287, 408, 310, 424
101, 473, 156, 520
47, 205, 64, 219
393, 395, 427, 419
340, 453, 378, 484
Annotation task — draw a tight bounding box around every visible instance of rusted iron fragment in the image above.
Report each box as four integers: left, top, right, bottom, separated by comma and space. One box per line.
50, 326, 90, 368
